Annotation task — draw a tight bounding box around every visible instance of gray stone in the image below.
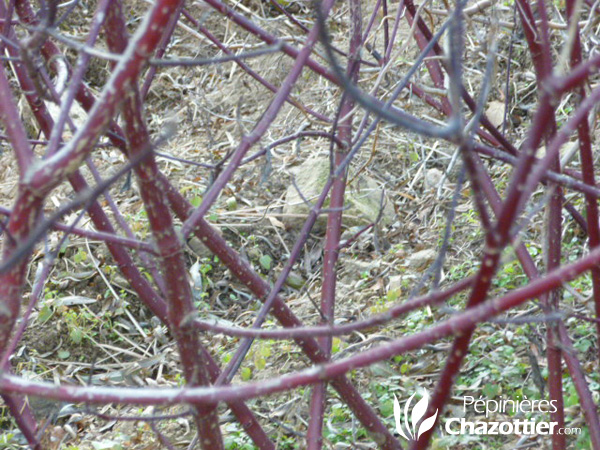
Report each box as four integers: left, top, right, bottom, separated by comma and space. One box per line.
407, 249, 436, 270
424, 168, 444, 190
388, 275, 403, 293
283, 156, 395, 229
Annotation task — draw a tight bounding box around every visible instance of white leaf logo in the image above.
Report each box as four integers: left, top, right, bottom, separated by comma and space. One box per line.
393, 390, 438, 441
394, 395, 410, 441
417, 411, 438, 440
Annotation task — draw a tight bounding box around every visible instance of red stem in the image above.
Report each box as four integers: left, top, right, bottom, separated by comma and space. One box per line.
566, 0, 600, 366
557, 323, 600, 447
121, 88, 224, 448
0, 63, 33, 173
519, 0, 569, 442
307, 0, 361, 445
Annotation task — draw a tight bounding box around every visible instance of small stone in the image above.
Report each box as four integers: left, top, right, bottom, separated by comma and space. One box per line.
424, 168, 444, 190
367, 362, 396, 377
407, 249, 436, 270
246, 247, 262, 261
187, 235, 211, 258
283, 156, 395, 230
388, 275, 403, 293
284, 271, 305, 289
344, 259, 380, 277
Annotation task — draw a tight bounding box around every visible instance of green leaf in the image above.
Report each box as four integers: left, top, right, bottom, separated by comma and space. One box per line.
58, 350, 70, 359
59, 240, 70, 255
191, 196, 202, 207
386, 289, 400, 302
259, 255, 272, 271
260, 345, 271, 358
70, 328, 83, 344
226, 197, 238, 211
332, 337, 341, 354
575, 339, 592, 353
38, 305, 53, 323
566, 391, 579, 407
482, 383, 500, 398
73, 249, 87, 264
241, 367, 252, 381
380, 400, 394, 417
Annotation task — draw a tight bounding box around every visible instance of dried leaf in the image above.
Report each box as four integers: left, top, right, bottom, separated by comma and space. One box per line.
485, 101, 506, 128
